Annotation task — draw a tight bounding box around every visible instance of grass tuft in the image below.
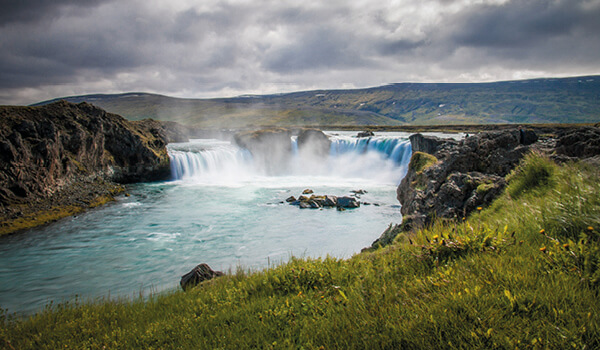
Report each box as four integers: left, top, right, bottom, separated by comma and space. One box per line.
506, 151, 556, 198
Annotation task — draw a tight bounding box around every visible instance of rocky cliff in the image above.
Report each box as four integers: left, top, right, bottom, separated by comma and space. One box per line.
396, 129, 541, 231
394, 126, 600, 235
0, 101, 172, 235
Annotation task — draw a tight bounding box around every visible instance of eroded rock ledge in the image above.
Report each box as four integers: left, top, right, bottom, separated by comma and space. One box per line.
367, 126, 600, 250
0, 101, 172, 235
397, 130, 537, 230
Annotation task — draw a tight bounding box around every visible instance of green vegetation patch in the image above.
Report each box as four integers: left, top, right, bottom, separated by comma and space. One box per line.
506, 152, 556, 198
409, 151, 438, 173
1, 154, 599, 349
476, 182, 495, 195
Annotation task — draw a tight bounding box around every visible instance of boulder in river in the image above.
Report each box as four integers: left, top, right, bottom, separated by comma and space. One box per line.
180, 263, 224, 291
337, 196, 360, 209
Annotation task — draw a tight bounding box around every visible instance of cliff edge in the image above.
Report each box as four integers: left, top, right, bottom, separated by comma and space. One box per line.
0, 101, 172, 235
395, 126, 600, 234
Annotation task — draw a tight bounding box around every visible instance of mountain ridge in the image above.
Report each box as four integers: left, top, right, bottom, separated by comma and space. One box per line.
32, 75, 600, 127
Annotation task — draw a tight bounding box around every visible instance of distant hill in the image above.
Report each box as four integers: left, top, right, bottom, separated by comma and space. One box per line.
33, 76, 600, 127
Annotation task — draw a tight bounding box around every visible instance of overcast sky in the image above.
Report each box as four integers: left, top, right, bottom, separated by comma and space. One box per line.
0, 0, 599, 105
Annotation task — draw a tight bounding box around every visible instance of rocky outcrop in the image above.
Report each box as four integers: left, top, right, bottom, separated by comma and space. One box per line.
297, 129, 331, 158
554, 127, 600, 160
357, 131, 374, 138
180, 263, 224, 291
0, 101, 171, 234
234, 128, 292, 174
288, 192, 360, 209
132, 119, 191, 143
409, 133, 456, 155
397, 129, 537, 230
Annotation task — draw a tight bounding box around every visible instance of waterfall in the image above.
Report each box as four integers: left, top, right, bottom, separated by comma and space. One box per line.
168, 134, 412, 185
168, 139, 253, 182
329, 136, 411, 164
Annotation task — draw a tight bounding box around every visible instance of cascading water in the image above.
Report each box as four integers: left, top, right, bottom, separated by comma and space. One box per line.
169, 139, 253, 182
168, 133, 412, 186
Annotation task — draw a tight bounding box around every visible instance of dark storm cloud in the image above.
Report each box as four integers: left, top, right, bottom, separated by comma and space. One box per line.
0, 0, 108, 26
451, 0, 600, 48
0, 0, 599, 105
376, 39, 426, 56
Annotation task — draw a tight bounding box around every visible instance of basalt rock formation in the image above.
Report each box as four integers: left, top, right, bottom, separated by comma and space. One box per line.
0, 101, 171, 235
553, 126, 600, 161
234, 128, 292, 174
365, 125, 600, 251
397, 129, 538, 231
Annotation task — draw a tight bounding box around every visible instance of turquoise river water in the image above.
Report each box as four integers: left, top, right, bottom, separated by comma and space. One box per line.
0, 131, 457, 315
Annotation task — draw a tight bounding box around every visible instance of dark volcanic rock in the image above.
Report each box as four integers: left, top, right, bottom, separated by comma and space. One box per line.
397, 129, 536, 231
337, 196, 360, 209
0, 101, 171, 234
409, 133, 457, 155
554, 127, 600, 159
0, 101, 170, 202
519, 128, 538, 146
234, 128, 292, 174
357, 131, 374, 138
297, 128, 331, 158
294, 194, 339, 209
180, 263, 224, 291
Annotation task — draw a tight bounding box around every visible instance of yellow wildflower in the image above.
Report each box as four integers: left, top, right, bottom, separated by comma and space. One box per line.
587, 226, 594, 232
539, 229, 545, 235
539, 246, 547, 252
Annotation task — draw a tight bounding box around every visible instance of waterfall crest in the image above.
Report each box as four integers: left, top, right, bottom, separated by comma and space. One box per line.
168, 133, 412, 185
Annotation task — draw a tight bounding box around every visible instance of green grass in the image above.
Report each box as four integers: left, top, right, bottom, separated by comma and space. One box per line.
1, 154, 599, 349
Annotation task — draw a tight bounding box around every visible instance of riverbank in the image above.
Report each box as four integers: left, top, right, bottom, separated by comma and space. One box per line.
0, 179, 124, 236
1, 153, 598, 348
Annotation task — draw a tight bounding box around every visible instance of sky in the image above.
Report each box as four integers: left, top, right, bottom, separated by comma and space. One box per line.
0, 0, 599, 105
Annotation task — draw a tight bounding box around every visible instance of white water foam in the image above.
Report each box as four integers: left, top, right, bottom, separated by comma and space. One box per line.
168, 133, 412, 187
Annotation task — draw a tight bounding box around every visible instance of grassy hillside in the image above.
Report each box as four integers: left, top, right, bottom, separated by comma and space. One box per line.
2, 153, 599, 348
33, 76, 600, 127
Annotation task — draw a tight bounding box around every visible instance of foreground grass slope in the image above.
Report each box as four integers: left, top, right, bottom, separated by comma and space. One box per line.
1, 154, 599, 349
